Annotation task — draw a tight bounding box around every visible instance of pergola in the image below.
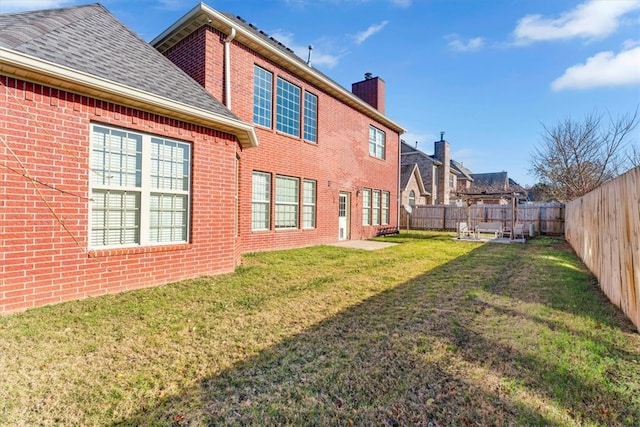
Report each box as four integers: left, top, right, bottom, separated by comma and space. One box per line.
455, 190, 528, 241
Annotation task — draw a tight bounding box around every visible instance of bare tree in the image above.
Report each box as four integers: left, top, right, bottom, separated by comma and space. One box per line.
529, 109, 639, 202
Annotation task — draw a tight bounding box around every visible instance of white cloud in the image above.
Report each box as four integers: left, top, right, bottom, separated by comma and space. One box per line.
514, 0, 640, 44
269, 30, 343, 69
0, 0, 75, 13
445, 34, 485, 52
353, 20, 388, 45
552, 45, 640, 91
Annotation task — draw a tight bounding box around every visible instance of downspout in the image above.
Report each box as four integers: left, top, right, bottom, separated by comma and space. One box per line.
397, 135, 401, 231
224, 27, 236, 109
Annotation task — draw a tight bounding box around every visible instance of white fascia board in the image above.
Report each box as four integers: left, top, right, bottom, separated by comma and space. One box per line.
0, 47, 258, 149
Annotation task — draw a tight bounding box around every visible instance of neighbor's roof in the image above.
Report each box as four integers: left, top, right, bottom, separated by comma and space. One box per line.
151, 2, 405, 135
451, 159, 474, 181
0, 4, 257, 148
470, 172, 522, 189
400, 163, 429, 195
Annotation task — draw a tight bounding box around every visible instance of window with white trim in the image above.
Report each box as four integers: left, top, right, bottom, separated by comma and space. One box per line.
252, 171, 271, 231
369, 125, 385, 159
275, 175, 299, 229
372, 190, 381, 225
382, 191, 390, 225
362, 188, 371, 226
253, 65, 273, 128
303, 91, 317, 143
276, 77, 300, 137
90, 124, 190, 248
409, 190, 416, 206
303, 179, 316, 228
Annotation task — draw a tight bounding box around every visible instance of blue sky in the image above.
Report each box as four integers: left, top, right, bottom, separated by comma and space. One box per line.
3, 0, 639, 186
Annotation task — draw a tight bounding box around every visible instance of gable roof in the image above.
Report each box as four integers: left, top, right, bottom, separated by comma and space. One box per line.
151, 2, 405, 135
451, 159, 473, 181
400, 163, 428, 195
0, 4, 257, 148
400, 141, 441, 166
470, 172, 522, 190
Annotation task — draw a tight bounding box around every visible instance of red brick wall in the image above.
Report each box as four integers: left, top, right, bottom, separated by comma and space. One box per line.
0, 76, 241, 314
165, 26, 400, 253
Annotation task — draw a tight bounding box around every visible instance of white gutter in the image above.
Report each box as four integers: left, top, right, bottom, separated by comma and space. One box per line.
0, 47, 258, 149
224, 27, 236, 109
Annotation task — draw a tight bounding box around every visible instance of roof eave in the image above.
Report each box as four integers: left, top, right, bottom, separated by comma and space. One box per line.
0, 47, 258, 149
151, 3, 405, 135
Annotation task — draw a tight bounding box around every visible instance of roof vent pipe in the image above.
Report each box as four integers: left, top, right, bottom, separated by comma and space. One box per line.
307, 45, 313, 67
224, 26, 236, 109
440, 131, 445, 142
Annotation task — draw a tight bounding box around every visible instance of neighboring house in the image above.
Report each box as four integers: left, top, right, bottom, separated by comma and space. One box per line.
152, 3, 405, 251
468, 172, 525, 204
400, 163, 428, 207
401, 141, 441, 205
450, 159, 473, 193
0, 3, 404, 313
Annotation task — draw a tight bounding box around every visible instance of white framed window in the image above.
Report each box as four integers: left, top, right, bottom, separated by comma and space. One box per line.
303, 91, 318, 143
372, 190, 381, 225
382, 191, 390, 225
89, 124, 190, 248
362, 188, 371, 226
276, 77, 300, 137
253, 65, 273, 128
252, 171, 271, 230
409, 190, 416, 206
369, 126, 385, 159
303, 179, 316, 228
275, 175, 299, 229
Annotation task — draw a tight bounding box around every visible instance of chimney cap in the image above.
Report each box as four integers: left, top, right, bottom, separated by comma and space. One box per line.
440, 131, 445, 141
364, 72, 373, 80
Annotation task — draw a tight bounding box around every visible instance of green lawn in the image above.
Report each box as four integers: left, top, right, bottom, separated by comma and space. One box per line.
1, 232, 638, 426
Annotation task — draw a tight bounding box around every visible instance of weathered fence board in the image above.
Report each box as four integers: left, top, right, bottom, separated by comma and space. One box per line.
565, 166, 639, 331
401, 203, 564, 236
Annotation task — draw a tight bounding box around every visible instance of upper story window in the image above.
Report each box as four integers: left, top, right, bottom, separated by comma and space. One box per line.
253, 65, 273, 128
369, 126, 385, 159
303, 91, 318, 143
276, 77, 300, 137
89, 124, 190, 248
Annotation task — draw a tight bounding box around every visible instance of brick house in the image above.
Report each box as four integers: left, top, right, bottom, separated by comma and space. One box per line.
152, 3, 405, 251
0, 5, 259, 313
0, 3, 404, 313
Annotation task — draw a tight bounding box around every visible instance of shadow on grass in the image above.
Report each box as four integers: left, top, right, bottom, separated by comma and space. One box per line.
115, 240, 638, 426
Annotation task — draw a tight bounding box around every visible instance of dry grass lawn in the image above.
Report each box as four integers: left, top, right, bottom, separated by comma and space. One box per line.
0, 232, 638, 426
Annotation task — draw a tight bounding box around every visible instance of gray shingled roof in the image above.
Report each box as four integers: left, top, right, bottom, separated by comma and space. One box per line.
0, 4, 236, 120
400, 163, 416, 189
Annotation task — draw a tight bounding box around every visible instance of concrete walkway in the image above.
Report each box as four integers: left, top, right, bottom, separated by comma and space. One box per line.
329, 240, 397, 251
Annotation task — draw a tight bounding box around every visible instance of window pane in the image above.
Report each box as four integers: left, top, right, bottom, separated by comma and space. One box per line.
90, 189, 140, 246
382, 191, 390, 225
149, 193, 188, 243
276, 77, 300, 137
252, 172, 270, 230
91, 126, 142, 187
150, 138, 190, 192
275, 176, 299, 229
372, 190, 381, 225
253, 65, 272, 128
304, 92, 317, 143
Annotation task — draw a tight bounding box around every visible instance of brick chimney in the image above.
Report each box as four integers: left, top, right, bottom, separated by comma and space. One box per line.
352, 73, 385, 113
434, 131, 450, 205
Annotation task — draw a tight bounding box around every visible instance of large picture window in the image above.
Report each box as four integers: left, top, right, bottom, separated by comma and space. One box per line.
275, 175, 299, 228
303, 91, 317, 143
369, 126, 386, 159
303, 179, 316, 228
276, 77, 301, 137
253, 65, 273, 128
90, 124, 190, 248
252, 172, 271, 230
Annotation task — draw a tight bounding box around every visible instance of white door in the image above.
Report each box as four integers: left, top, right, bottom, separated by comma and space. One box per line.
338, 192, 350, 240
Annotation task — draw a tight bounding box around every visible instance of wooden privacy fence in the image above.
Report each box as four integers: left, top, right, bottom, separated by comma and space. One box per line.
565, 167, 640, 330
401, 203, 565, 236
